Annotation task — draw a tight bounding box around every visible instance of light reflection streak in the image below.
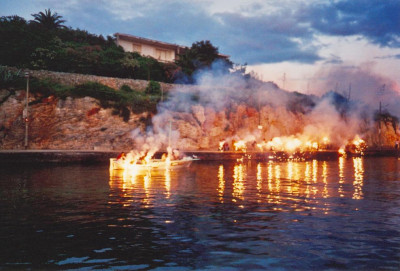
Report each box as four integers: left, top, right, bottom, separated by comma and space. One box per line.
274, 164, 281, 194
312, 160, 318, 196
165, 168, 171, 199
304, 162, 311, 198
322, 161, 328, 199
233, 164, 245, 202
287, 161, 293, 194
257, 163, 262, 201
218, 165, 225, 203
267, 161, 273, 192
322, 161, 329, 214
143, 171, 151, 206
291, 162, 300, 196
338, 157, 345, 197
352, 157, 364, 200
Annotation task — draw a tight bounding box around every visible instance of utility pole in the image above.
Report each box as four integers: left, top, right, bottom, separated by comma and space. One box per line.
24, 71, 30, 149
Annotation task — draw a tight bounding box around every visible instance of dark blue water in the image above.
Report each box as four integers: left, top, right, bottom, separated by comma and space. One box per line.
0, 157, 399, 270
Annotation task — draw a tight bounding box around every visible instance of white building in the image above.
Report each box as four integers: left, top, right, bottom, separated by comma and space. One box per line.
115, 33, 187, 63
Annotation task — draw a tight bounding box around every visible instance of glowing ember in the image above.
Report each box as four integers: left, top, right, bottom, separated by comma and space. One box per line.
219, 141, 225, 152
234, 140, 247, 152
344, 135, 367, 155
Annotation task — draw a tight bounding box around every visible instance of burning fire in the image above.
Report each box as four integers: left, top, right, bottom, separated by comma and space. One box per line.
350, 135, 367, 154
256, 136, 328, 153
234, 140, 247, 152
109, 145, 196, 179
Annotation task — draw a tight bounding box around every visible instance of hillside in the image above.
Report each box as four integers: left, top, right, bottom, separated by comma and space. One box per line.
1, 69, 399, 151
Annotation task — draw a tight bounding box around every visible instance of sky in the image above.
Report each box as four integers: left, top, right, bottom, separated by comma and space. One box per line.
2, 0, 400, 96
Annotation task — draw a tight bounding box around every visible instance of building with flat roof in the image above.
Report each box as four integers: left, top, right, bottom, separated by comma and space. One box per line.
115, 33, 187, 63
115, 33, 229, 64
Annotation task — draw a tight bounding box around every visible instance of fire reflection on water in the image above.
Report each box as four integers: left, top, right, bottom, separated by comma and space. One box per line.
233, 164, 245, 204
257, 163, 262, 202
338, 156, 345, 197
109, 168, 173, 208
353, 157, 364, 200
165, 169, 171, 199
218, 165, 225, 203
143, 172, 151, 206
109, 157, 365, 214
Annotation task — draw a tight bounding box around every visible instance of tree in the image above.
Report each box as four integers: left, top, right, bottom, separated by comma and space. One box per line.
0, 15, 34, 66
30, 9, 66, 30
175, 40, 232, 81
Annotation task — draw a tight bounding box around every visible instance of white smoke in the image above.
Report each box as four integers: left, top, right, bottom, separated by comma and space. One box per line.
130, 61, 400, 152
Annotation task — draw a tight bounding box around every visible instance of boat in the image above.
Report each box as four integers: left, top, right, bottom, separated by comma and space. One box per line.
109, 156, 198, 172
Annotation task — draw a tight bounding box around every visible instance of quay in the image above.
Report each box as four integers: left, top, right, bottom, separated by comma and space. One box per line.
0, 149, 398, 164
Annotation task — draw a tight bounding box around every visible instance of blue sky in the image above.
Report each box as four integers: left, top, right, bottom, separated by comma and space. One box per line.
2, 0, 400, 95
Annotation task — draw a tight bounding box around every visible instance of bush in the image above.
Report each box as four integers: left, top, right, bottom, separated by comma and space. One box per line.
0, 66, 25, 89
1, 72, 163, 122
30, 77, 71, 97
72, 82, 122, 101
120, 84, 133, 92
145, 80, 161, 95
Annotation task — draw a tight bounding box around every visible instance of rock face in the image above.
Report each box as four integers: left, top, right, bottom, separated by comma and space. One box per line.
0, 89, 307, 150
0, 91, 146, 150
2, 89, 399, 151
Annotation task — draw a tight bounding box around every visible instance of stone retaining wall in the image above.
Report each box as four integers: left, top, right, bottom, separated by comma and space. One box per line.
28, 69, 177, 92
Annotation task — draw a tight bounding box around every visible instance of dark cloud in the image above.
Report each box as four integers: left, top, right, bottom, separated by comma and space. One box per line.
301, 0, 400, 48
374, 54, 400, 60
213, 12, 322, 64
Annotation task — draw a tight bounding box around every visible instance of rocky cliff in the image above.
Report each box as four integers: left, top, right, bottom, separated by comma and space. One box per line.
0, 89, 148, 150
1, 70, 399, 151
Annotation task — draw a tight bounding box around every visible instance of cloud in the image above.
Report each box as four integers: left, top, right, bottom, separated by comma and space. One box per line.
324, 54, 343, 64
213, 12, 322, 64
374, 54, 400, 60
3, 0, 400, 67
300, 0, 400, 48
54, 0, 323, 64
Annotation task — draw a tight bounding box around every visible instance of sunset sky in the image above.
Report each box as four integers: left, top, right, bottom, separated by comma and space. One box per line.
2, 0, 400, 96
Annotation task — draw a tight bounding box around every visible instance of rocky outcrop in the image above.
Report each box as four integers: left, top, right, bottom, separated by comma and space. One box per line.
0, 91, 148, 150
0, 88, 310, 150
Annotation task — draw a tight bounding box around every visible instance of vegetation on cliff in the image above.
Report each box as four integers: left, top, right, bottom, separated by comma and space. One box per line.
0, 66, 162, 122
0, 9, 234, 84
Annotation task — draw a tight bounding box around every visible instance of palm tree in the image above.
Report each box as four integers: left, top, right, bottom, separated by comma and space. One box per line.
30, 9, 66, 30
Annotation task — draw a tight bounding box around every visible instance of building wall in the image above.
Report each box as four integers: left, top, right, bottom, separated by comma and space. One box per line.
117, 39, 134, 53
117, 39, 176, 62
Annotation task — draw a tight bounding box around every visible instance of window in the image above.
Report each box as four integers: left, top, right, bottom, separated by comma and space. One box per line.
155, 48, 169, 61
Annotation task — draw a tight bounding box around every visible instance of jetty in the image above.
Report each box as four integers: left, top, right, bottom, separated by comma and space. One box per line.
0, 148, 398, 164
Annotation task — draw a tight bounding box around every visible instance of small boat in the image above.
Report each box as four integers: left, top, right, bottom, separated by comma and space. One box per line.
110, 156, 198, 172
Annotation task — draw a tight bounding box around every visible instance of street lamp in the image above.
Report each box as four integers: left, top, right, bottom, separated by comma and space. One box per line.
23, 71, 29, 149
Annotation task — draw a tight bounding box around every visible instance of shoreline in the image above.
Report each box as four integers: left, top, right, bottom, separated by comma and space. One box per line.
0, 149, 398, 164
